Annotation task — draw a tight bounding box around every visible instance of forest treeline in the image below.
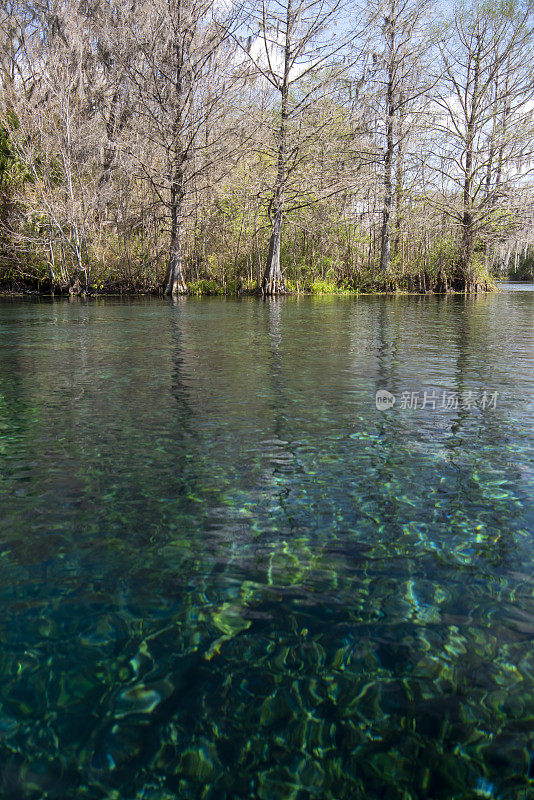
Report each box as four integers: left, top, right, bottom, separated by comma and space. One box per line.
0, 0, 534, 296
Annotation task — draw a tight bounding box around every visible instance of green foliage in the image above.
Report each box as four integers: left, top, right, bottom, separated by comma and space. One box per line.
426, 236, 457, 275
466, 251, 495, 288
302, 279, 354, 295
310, 279, 340, 294
507, 248, 534, 280
187, 279, 225, 296
0, 111, 34, 191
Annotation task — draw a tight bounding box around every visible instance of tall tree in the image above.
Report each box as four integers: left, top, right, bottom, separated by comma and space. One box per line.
364, 0, 435, 274
121, 0, 239, 295
431, 0, 534, 284
239, 0, 353, 294
5, 0, 105, 291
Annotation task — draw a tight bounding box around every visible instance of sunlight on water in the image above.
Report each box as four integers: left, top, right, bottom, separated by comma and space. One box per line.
0, 288, 533, 799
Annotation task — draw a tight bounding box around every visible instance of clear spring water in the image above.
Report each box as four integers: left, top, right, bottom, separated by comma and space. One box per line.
0, 286, 533, 799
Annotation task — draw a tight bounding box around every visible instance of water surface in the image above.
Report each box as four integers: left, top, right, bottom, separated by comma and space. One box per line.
0, 288, 533, 799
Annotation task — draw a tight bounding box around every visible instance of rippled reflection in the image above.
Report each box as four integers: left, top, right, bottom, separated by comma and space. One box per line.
0, 288, 533, 799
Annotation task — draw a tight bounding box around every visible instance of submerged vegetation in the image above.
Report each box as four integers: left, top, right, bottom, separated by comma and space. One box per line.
0, 294, 533, 798
0, 0, 533, 295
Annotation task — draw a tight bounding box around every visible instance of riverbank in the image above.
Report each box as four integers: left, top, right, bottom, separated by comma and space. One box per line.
0, 273, 498, 297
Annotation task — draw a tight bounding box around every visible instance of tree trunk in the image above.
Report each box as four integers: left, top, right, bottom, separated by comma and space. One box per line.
264, 207, 284, 295
380, 14, 395, 274
460, 41, 480, 283
461, 208, 475, 280
165, 0, 188, 297
393, 94, 405, 264
165, 183, 187, 295
460, 130, 475, 281
380, 139, 392, 274
262, 0, 292, 296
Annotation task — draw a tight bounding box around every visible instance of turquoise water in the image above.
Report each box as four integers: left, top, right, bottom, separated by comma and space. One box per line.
0, 287, 533, 799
